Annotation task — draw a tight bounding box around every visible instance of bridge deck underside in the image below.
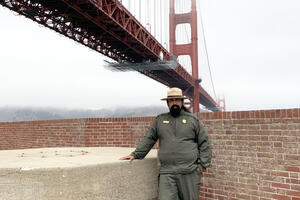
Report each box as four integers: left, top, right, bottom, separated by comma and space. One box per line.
0, 0, 219, 111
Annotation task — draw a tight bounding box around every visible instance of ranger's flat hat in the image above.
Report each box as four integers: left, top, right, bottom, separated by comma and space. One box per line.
161, 87, 188, 101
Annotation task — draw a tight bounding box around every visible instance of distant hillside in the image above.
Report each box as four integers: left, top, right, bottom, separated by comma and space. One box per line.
0, 106, 169, 122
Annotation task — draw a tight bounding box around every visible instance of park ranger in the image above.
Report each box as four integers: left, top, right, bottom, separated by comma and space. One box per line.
120, 87, 212, 200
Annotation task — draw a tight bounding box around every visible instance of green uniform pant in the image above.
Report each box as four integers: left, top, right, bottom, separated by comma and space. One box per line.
158, 170, 200, 200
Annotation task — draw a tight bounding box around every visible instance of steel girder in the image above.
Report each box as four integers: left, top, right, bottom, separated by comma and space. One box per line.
0, 0, 129, 61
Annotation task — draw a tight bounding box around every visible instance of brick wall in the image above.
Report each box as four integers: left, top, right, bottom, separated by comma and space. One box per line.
0, 117, 154, 150
0, 108, 299, 199
198, 109, 300, 200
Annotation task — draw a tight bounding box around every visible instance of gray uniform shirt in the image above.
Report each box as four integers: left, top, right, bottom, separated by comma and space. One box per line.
131, 110, 212, 174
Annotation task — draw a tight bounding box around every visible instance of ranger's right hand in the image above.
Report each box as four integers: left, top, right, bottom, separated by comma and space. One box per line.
119, 155, 135, 161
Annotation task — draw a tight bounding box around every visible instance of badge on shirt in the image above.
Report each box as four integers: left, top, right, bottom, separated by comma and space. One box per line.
163, 120, 169, 124
182, 119, 187, 124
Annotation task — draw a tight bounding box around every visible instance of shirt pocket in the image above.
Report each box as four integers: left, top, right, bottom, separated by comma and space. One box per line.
176, 121, 196, 140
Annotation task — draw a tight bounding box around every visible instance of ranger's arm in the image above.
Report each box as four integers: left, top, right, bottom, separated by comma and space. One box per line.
196, 119, 212, 170
130, 118, 158, 159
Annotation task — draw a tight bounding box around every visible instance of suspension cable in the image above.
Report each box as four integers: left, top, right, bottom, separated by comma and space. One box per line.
198, 1, 217, 100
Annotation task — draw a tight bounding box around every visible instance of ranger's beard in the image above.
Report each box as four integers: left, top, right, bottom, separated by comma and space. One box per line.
170, 104, 181, 117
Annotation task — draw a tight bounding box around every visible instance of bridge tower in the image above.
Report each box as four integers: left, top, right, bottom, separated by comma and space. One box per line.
169, 0, 200, 113
218, 96, 226, 112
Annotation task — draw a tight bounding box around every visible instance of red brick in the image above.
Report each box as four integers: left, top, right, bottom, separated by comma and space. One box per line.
265, 110, 271, 118
254, 111, 260, 118
287, 109, 293, 118
216, 195, 227, 200
261, 125, 269, 130
274, 142, 283, 147
271, 171, 289, 177
236, 193, 251, 200
291, 185, 300, 191
280, 110, 288, 118
260, 186, 276, 193
272, 194, 290, 200
292, 109, 300, 118
214, 112, 222, 119
285, 166, 300, 173
286, 190, 300, 197
260, 110, 266, 118
272, 182, 290, 189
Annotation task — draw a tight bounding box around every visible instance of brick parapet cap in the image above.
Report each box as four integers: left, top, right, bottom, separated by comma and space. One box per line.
198, 108, 300, 120
1, 108, 299, 124
0, 116, 156, 124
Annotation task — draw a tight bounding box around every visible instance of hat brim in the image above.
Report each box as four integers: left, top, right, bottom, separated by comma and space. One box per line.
161, 96, 188, 101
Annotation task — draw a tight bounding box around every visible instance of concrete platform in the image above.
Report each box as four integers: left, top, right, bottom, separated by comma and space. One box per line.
0, 147, 158, 200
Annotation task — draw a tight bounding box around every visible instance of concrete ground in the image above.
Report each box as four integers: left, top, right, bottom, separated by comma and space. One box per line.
0, 147, 158, 200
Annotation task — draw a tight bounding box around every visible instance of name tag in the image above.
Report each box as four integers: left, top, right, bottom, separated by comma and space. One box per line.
182, 119, 187, 124
163, 120, 169, 124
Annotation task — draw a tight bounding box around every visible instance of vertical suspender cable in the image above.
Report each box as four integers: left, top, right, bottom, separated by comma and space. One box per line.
152, 0, 154, 35
135, 0, 137, 17
128, 0, 131, 12
166, 0, 169, 51
139, 0, 141, 22
144, 0, 147, 25
153, 0, 157, 38
150, 0, 152, 34
162, 0, 168, 51
144, 0, 146, 24
163, 1, 165, 44
144, 0, 146, 26
135, 0, 137, 19
160, 0, 162, 43
134, 0, 136, 17
163, 0, 165, 49
158, 0, 160, 42
148, 0, 151, 33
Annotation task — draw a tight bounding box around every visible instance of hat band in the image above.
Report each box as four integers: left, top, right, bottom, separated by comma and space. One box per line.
167, 95, 184, 98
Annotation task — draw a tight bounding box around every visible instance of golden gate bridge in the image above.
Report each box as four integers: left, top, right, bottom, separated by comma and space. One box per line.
0, 0, 223, 112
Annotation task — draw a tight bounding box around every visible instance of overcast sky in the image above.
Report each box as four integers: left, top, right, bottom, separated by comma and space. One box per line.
0, 0, 299, 111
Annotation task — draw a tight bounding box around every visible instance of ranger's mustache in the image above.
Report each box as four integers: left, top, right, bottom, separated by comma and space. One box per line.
170, 104, 181, 117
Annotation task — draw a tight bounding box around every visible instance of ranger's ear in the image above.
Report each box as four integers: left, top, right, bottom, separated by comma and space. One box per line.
166, 100, 171, 108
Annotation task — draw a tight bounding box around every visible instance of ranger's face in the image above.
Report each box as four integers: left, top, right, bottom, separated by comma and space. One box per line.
167, 98, 183, 110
